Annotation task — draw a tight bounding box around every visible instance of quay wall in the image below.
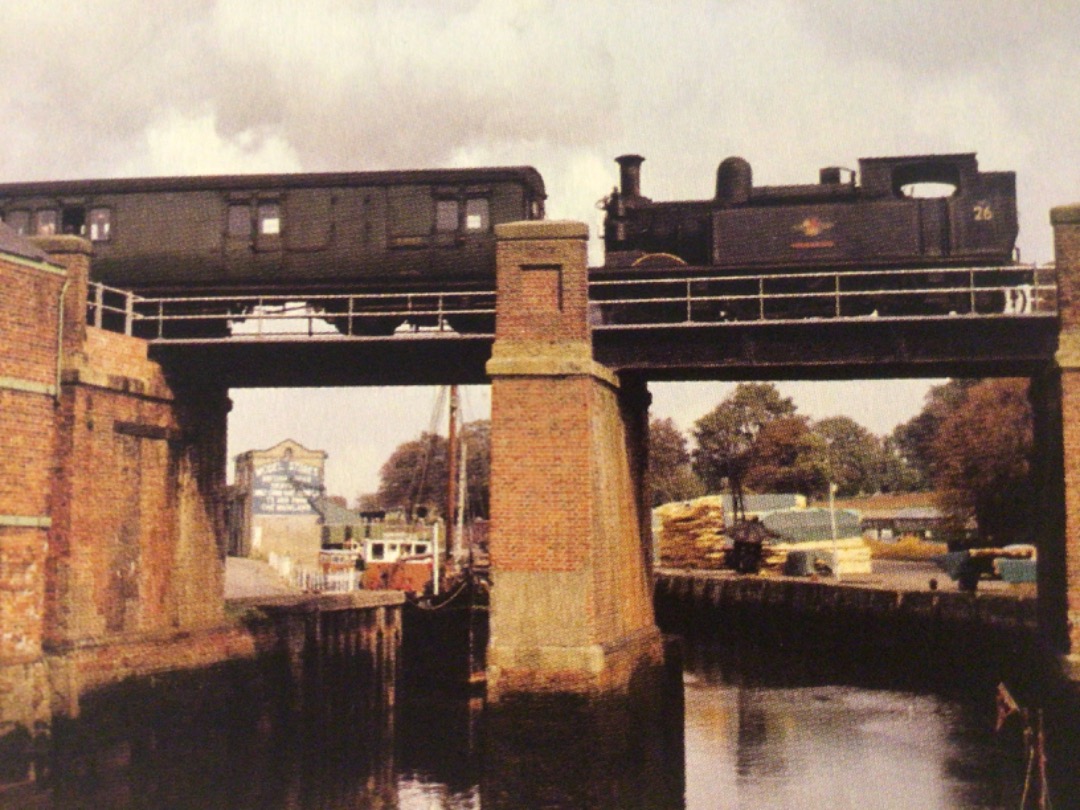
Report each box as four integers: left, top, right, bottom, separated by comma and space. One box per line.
1, 590, 403, 787
654, 571, 1039, 679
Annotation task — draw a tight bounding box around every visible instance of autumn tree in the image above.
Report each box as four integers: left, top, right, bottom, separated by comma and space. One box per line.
375, 431, 448, 517
743, 415, 829, 497
648, 417, 704, 506
374, 420, 492, 520
929, 379, 1033, 545
692, 383, 797, 516
814, 415, 903, 497
892, 379, 979, 489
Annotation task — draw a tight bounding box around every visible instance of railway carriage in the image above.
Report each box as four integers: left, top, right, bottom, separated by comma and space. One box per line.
0, 167, 546, 335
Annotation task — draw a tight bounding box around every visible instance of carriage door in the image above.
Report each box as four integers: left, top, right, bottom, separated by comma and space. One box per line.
225, 195, 255, 279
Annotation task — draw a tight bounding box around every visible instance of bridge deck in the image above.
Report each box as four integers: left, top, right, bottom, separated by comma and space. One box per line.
90, 263, 1060, 386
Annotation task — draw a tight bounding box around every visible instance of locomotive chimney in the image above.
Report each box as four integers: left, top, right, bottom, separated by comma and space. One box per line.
616, 154, 645, 198
716, 156, 752, 205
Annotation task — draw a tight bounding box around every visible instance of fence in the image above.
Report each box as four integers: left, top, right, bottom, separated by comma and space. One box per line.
267, 551, 361, 594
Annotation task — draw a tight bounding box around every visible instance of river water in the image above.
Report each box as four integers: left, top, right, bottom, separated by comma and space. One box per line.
2, 635, 1035, 810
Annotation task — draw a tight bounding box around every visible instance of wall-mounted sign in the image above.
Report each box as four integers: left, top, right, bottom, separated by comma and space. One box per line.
252, 458, 322, 515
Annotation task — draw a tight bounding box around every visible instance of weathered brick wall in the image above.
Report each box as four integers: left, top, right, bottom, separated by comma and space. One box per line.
1052, 204, 1080, 654
486, 221, 661, 697
2, 233, 232, 754
0, 241, 68, 735
48, 327, 227, 650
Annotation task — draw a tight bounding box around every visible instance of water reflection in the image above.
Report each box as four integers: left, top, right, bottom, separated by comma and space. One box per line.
1, 641, 1035, 809
683, 641, 1026, 810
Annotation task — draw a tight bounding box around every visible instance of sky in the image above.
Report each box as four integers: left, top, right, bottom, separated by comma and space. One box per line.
4, 1, 1077, 500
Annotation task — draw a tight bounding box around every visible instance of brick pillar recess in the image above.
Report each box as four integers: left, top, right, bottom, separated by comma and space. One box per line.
485, 221, 662, 699
1052, 203, 1080, 659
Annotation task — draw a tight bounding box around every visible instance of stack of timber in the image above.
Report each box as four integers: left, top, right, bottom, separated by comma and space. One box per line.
763, 508, 872, 576
654, 496, 729, 569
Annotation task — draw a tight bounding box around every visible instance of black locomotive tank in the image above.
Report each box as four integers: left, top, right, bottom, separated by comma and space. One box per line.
602, 152, 1017, 271
596, 153, 1022, 322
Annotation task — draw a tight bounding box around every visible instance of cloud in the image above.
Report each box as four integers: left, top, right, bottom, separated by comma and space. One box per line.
120, 111, 303, 176
4, 1, 1077, 494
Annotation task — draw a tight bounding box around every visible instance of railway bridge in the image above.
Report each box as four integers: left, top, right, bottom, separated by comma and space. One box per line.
1, 210, 1079, 721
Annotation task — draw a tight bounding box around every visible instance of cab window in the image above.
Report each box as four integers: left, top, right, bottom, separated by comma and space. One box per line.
88, 208, 111, 242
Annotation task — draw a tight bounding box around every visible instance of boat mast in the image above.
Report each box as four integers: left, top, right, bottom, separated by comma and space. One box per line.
446, 385, 460, 561
456, 431, 467, 565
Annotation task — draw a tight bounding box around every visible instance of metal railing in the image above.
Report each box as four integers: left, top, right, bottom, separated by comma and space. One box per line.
588, 264, 1057, 327
86, 287, 497, 341
86, 264, 1057, 342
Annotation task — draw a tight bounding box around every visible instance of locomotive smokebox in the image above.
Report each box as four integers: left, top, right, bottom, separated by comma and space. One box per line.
716, 156, 752, 204
616, 154, 645, 198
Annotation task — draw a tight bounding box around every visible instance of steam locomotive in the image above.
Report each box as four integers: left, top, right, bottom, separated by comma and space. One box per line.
594, 152, 1025, 321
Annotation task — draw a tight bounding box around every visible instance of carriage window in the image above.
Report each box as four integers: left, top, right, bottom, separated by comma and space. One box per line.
5, 210, 29, 235
88, 208, 111, 241
34, 209, 57, 236
228, 204, 250, 236
371, 542, 385, 561
436, 199, 459, 232
258, 203, 281, 236
414, 543, 428, 555
465, 197, 489, 231
62, 206, 86, 236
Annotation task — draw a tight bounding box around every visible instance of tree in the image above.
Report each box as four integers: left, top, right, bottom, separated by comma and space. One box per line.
743, 416, 829, 497
929, 379, 1033, 545
461, 420, 492, 520
814, 415, 889, 496
692, 383, 797, 515
374, 419, 492, 520
376, 431, 449, 517
875, 435, 924, 494
648, 417, 704, 506
892, 379, 979, 489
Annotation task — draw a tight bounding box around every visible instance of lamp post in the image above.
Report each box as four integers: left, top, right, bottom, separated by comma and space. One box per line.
829, 481, 840, 581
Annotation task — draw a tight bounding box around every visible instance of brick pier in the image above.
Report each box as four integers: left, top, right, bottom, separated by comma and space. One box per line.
485, 221, 662, 699
1052, 204, 1080, 661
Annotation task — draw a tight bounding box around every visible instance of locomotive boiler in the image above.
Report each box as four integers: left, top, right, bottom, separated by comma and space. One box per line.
596, 152, 1025, 321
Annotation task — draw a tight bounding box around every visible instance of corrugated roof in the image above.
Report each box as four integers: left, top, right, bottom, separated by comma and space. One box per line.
312, 497, 365, 526
761, 508, 862, 543
721, 493, 804, 524
893, 507, 944, 520
0, 221, 48, 263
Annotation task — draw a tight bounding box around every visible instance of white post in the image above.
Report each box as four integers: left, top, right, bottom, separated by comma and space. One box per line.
829, 481, 840, 581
